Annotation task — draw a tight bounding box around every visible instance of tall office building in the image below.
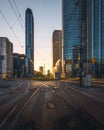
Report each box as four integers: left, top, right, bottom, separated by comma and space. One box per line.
52, 30, 62, 68
25, 8, 34, 73
62, 0, 88, 76
88, 0, 104, 77
52, 30, 62, 78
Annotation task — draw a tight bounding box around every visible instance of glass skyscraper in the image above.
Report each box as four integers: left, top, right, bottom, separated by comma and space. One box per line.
62, 0, 87, 76
63, 0, 104, 77
88, 0, 104, 77
25, 8, 34, 72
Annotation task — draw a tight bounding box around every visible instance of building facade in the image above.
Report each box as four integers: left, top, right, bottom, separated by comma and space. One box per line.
63, 0, 104, 77
25, 8, 34, 73
0, 37, 13, 78
52, 30, 62, 68
62, 0, 88, 77
13, 53, 26, 78
13, 53, 32, 78
52, 30, 62, 77
88, 0, 104, 77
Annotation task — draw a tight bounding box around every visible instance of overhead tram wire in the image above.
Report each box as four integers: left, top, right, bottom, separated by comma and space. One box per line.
0, 9, 24, 50
8, 0, 24, 32
12, 0, 24, 26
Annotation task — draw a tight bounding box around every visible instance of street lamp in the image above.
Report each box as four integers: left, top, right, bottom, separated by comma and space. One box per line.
79, 46, 83, 87
72, 46, 78, 77
72, 45, 82, 86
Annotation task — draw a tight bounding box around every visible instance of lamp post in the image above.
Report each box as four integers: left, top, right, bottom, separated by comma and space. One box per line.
72, 45, 82, 86
79, 47, 83, 87
72, 46, 78, 77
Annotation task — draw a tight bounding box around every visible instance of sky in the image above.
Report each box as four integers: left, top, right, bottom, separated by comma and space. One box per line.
0, 0, 62, 73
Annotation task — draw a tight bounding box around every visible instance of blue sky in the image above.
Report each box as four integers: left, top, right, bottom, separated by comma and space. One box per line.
0, 0, 62, 73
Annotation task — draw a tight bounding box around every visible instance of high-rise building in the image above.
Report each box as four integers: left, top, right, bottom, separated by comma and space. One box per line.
88, 0, 104, 77
0, 37, 13, 78
25, 8, 34, 73
62, 0, 88, 77
52, 30, 62, 68
63, 0, 104, 78
52, 30, 62, 78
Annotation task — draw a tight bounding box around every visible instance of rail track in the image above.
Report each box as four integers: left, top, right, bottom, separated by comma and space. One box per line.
0, 81, 104, 130
0, 84, 41, 130
63, 81, 104, 103
55, 88, 103, 129
50, 82, 104, 130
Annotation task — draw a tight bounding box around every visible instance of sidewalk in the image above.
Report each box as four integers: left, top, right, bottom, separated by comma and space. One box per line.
65, 77, 104, 88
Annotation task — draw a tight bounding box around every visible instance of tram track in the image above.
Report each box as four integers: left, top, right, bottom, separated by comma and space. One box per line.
64, 82, 104, 104
0, 81, 30, 110
0, 85, 41, 130
0, 80, 103, 130
54, 86, 104, 130
39, 83, 104, 130
0, 80, 24, 96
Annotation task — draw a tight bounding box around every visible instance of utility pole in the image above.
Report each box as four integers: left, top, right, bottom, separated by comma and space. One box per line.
79, 47, 83, 87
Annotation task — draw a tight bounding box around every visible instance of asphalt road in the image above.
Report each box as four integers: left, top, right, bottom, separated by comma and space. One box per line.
0, 80, 104, 130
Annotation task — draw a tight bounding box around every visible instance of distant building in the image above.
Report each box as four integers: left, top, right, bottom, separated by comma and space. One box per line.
25, 8, 34, 73
47, 70, 50, 75
13, 53, 26, 78
52, 30, 62, 72
53, 59, 62, 79
39, 66, 43, 74
0, 37, 13, 78
46, 69, 51, 78
13, 53, 32, 78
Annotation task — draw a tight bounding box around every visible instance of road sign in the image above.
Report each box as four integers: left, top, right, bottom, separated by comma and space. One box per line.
90, 64, 95, 70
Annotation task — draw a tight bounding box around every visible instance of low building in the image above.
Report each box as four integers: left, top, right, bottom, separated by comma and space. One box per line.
0, 37, 13, 78
53, 59, 62, 79
13, 53, 27, 78
13, 53, 34, 78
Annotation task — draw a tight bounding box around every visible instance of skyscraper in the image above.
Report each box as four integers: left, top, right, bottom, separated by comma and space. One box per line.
25, 8, 34, 73
52, 30, 62, 68
62, 0, 87, 77
52, 30, 62, 78
88, 0, 104, 77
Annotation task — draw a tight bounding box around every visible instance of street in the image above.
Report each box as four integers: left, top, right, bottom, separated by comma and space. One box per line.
0, 80, 104, 130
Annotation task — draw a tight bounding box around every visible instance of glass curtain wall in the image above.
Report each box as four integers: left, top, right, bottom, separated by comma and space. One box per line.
88, 0, 104, 77
63, 0, 87, 77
